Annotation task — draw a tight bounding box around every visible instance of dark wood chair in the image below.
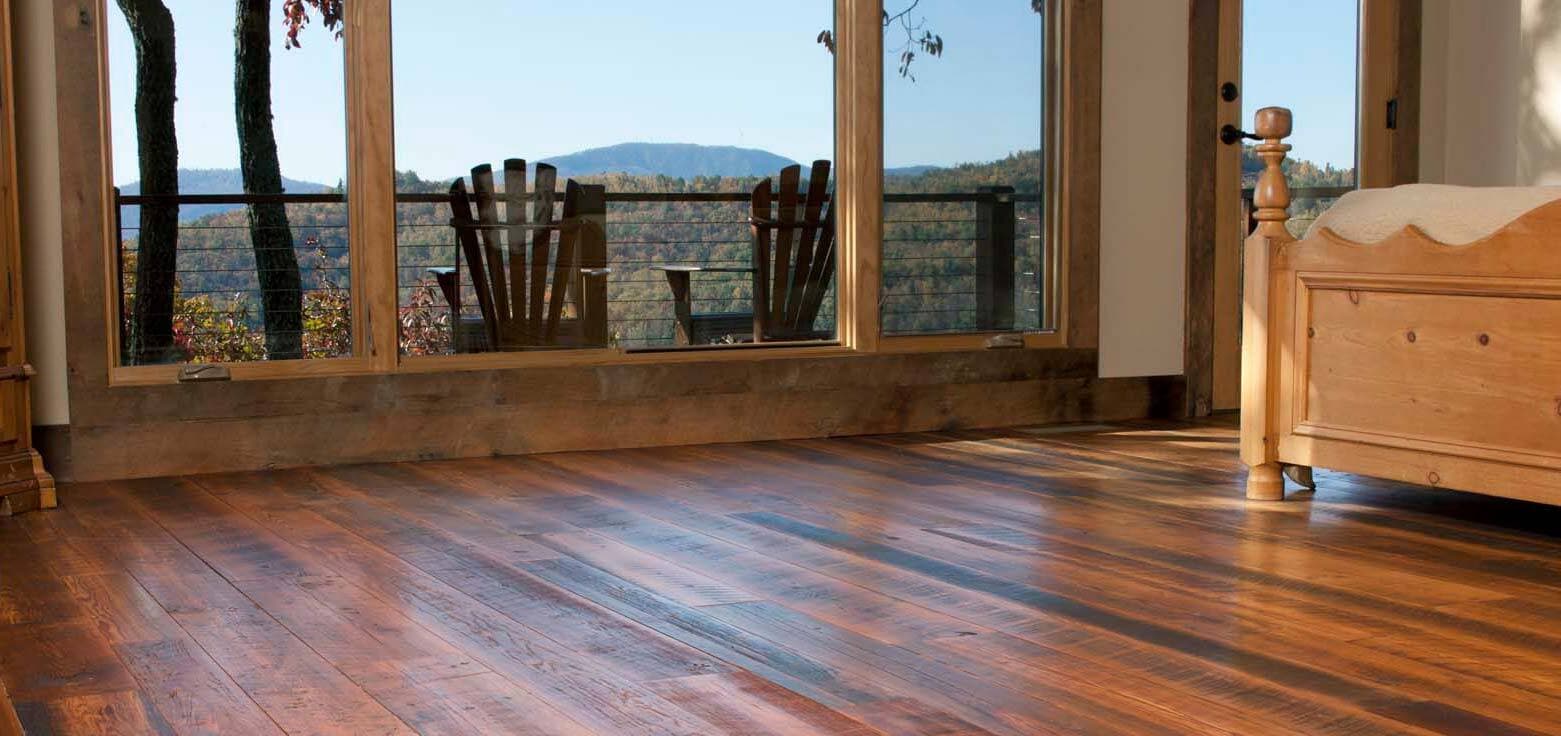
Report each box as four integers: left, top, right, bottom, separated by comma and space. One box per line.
432, 159, 610, 351
657, 160, 836, 345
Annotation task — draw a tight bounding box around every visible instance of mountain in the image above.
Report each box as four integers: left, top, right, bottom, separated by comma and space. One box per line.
540, 143, 800, 179
119, 169, 333, 229
886, 165, 942, 177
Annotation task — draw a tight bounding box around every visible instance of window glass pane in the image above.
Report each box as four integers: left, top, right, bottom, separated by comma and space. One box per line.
108, 1, 352, 365
882, 2, 1048, 336
1243, 0, 1359, 234
392, 2, 836, 355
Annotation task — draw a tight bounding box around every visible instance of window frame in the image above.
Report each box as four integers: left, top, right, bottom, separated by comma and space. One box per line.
877, 0, 1066, 351
81, 0, 1085, 387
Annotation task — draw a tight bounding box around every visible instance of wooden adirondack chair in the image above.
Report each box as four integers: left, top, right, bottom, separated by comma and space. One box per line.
432, 160, 610, 351
658, 160, 836, 345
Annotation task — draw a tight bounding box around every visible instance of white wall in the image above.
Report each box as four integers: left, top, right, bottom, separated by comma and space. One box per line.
1098, 0, 1190, 378
1419, 0, 1561, 186
13, 2, 69, 426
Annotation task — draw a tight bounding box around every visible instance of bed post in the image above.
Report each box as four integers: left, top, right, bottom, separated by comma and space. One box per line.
1241, 107, 1294, 500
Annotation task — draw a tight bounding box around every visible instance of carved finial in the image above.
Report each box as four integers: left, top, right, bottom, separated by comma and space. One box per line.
1251, 107, 1293, 230
1253, 107, 1292, 140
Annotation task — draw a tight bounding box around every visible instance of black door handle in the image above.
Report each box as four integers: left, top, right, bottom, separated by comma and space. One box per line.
1220, 124, 1258, 146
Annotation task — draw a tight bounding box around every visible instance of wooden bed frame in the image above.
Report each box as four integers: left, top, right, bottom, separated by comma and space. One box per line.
1241, 107, 1561, 505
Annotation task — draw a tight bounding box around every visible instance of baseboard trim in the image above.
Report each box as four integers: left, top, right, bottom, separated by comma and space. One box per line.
43, 372, 1188, 482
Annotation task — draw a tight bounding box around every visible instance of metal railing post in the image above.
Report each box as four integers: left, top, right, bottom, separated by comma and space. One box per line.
975, 185, 1016, 331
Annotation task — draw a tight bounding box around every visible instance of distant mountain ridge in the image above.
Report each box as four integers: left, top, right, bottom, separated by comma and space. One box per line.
538, 142, 800, 179
119, 146, 947, 232
885, 165, 941, 177
119, 169, 332, 229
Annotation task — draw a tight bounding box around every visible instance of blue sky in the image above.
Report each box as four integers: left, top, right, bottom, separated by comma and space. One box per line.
108, 1, 1357, 186
1243, 0, 1360, 172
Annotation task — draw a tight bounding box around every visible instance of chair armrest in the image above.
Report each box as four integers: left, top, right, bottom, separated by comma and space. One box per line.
652, 264, 756, 273
447, 220, 569, 232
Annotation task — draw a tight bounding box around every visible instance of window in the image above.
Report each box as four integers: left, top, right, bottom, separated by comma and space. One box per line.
881, 2, 1053, 337
391, 1, 837, 355
82, 1, 1087, 386
1242, 0, 1359, 235
107, 1, 352, 366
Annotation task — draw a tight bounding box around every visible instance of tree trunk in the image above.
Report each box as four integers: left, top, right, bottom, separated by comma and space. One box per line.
234, 0, 304, 360
117, 0, 178, 365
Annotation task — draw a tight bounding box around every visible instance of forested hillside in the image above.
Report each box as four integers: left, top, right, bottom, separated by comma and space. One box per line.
1242, 144, 1355, 232
121, 146, 1345, 362
118, 169, 331, 230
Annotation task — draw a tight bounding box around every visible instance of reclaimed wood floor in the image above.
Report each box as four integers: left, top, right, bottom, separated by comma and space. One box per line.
3, 419, 1560, 735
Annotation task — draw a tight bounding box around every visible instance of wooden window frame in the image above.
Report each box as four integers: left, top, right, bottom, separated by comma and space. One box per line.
67, 0, 1093, 386
877, 0, 1069, 352
43, 0, 1106, 481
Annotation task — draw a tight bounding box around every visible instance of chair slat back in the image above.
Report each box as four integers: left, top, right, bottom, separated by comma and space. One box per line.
751, 160, 834, 341
447, 161, 606, 349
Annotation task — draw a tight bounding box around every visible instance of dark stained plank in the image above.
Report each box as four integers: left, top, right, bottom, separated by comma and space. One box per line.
59, 573, 284, 736
5, 420, 1561, 735
702, 600, 1207, 736
415, 456, 1328, 736
13, 691, 175, 736
0, 520, 78, 627
0, 677, 20, 736
737, 510, 1539, 736
530, 451, 1454, 735
647, 672, 884, 736
164, 473, 727, 735
594, 440, 1561, 731
533, 531, 759, 607
0, 620, 138, 703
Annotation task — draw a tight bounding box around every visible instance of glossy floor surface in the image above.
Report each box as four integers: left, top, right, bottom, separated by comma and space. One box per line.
2, 420, 1559, 735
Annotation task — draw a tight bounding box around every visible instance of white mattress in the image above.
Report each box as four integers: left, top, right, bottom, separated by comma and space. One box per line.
1305, 183, 1561, 245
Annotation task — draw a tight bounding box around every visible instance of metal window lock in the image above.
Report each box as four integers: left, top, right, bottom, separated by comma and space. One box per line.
178, 365, 232, 383
985, 333, 1025, 349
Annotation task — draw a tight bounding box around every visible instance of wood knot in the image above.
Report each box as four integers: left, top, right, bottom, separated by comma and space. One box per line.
1478, 333, 1491, 346
1406, 331, 1417, 343
1427, 471, 1442, 486
1307, 327, 1316, 338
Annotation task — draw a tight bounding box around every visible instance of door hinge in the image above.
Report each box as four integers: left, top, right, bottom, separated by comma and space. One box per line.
1386, 97, 1400, 131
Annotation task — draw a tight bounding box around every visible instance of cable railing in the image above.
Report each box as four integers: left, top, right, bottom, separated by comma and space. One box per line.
1240, 184, 1354, 238
117, 187, 1047, 359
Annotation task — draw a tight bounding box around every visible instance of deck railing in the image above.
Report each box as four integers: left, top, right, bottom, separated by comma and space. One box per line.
116, 187, 1044, 357
1239, 185, 1354, 237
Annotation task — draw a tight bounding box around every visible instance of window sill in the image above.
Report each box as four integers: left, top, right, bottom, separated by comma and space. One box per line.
103, 331, 1072, 386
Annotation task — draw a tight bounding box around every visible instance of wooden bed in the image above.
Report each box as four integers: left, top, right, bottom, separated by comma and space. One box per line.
1241, 107, 1561, 505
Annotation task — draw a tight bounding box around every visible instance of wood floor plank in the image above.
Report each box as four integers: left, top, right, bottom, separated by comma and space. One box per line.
13, 690, 176, 736
0, 620, 139, 703
737, 509, 1538, 736
58, 573, 286, 736
0, 677, 20, 736
646, 672, 885, 736
529, 453, 1433, 735
0, 520, 79, 627
412, 456, 1328, 736
591, 441, 1561, 732
3, 419, 1559, 735
171, 472, 727, 735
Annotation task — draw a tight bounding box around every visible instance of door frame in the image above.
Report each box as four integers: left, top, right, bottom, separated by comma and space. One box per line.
1185, 0, 1423, 417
